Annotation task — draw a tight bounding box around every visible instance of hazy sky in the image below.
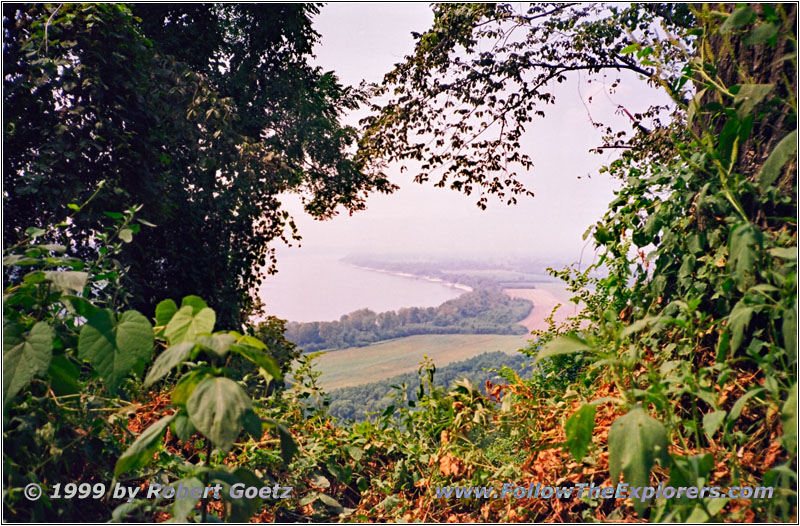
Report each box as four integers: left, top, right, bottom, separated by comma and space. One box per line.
273, 3, 671, 263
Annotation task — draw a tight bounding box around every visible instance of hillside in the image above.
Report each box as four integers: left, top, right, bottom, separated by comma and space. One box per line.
3, 4, 795, 524
309, 333, 529, 390
326, 351, 531, 420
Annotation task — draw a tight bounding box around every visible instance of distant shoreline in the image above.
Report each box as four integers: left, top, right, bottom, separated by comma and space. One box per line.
348, 263, 474, 293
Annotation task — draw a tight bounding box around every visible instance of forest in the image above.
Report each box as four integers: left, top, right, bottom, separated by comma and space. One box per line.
284, 289, 531, 352
3, 3, 797, 523
325, 351, 531, 421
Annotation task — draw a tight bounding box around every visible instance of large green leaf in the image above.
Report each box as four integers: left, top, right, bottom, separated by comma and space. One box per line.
181, 295, 208, 314
727, 300, 754, 354
78, 309, 154, 391
720, 6, 754, 33
564, 404, 596, 462
171, 412, 196, 442
758, 130, 796, 188
231, 344, 282, 380
535, 334, 590, 363
702, 410, 726, 440
171, 477, 204, 522
164, 305, 215, 345
187, 377, 251, 451
733, 84, 773, 119
3, 321, 54, 403
265, 418, 299, 466
171, 369, 211, 406
608, 406, 670, 514
47, 354, 81, 396
728, 223, 763, 292
155, 299, 178, 326
115, 413, 175, 476
43, 270, 89, 293
196, 333, 236, 358
144, 341, 194, 387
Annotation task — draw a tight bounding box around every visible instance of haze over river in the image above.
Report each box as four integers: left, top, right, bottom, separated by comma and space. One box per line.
258, 254, 465, 322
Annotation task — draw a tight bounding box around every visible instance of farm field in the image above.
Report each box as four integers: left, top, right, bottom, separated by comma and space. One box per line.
310, 334, 530, 390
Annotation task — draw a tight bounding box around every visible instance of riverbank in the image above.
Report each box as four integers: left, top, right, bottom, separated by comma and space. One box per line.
503, 283, 577, 332
349, 263, 473, 292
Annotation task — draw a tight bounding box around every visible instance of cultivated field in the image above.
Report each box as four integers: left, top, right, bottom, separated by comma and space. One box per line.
310, 334, 530, 390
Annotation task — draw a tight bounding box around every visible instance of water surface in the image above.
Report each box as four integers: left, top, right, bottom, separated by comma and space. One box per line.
258, 254, 464, 322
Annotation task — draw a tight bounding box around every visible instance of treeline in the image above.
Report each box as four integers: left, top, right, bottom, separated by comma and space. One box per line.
326, 351, 530, 421
285, 289, 532, 351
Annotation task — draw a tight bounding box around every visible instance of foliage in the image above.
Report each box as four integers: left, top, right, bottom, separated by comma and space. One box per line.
3, 2, 796, 523
359, 3, 692, 208
286, 288, 531, 351
326, 351, 530, 421
3, 3, 395, 328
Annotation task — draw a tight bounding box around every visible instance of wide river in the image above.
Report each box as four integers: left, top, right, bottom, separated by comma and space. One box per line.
257, 254, 465, 322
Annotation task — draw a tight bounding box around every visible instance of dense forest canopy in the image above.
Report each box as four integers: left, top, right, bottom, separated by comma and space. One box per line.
2, 3, 797, 523
3, 3, 395, 327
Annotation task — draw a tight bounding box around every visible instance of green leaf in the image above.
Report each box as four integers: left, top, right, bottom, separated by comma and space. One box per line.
733, 84, 773, 118
144, 341, 194, 387
47, 354, 81, 396
702, 410, 726, 440
685, 498, 728, 522
78, 309, 154, 391
60, 295, 98, 318
727, 300, 754, 354
37, 244, 66, 253
187, 377, 251, 451
347, 445, 364, 461
172, 369, 211, 406
728, 387, 765, 423
119, 228, 133, 243
181, 295, 208, 314
565, 404, 596, 462
237, 334, 267, 350
43, 270, 88, 293
231, 344, 281, 380
165, 305, 215, 345
619, 44, 638, 55
781, 384, 797, 453
171, 412, 196, 442
759, 130, 797, 188
115, 413, 175, 476
265, 418, 298, 466
3, 321, 54, 403
242, 409, 263, 438
608, 406, 669, 514
728, 223, 763, 292
155, 299, 178, 326
535, 334, 590, 363
769, 246, 797, 260
745, 23, 779, 46
196, 333, 236, 358
687, 88, 707, 126
720, 6, 754, 33
172, 477, 204, 522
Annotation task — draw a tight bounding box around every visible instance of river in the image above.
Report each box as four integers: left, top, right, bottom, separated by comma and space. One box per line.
257, 254, 466, 322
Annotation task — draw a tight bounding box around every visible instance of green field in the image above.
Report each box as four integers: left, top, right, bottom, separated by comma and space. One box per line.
309, 334, 530, 390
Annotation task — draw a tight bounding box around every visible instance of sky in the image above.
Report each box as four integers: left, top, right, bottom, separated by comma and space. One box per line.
272, 3, 671, 264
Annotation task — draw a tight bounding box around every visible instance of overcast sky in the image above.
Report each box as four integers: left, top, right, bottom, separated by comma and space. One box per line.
274, 3, 670, 263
